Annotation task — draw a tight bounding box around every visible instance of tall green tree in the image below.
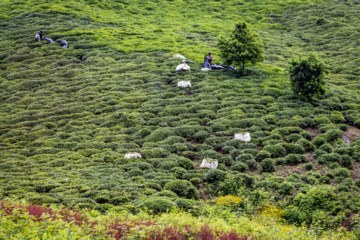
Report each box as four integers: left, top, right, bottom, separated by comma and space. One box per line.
289, 53, 328, 101
217, 22, 264, 73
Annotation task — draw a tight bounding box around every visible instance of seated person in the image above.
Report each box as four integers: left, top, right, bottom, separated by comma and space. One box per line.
202, 54, 211, 69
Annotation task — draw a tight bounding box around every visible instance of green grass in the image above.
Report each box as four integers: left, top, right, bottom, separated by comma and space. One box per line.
2, 0, 360, 237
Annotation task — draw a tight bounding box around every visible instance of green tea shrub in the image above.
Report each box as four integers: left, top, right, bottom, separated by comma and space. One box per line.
240, 149, 258, 156
231, 118, 268, 129
235, 154, 254, 162
304, 163, 313, 171
317, 153, 341, 165
205, 137, 228, 150
286, 134, 302, 143
177, 157, 195, 170
275, 127, 303, 136
264, 88, 281, 97
262, 144, 286, 157
296, 139, 315, 152
140, 148, 169, 158
313, 136, 327, 148
174, 126, 199, 140
259, 158, 276, 173
137, 197, 175, 214
224, 140, 245, 149
201, 150, 223, 160
319, 124, 339, 133
155, 190, 178, 198
219, 155, 234, 167
320, 143, 333, 153
210, 123, 227, 132
95, 195, 110, 204
174, 198, 194, 210
340, 155, 353, 169
334, 148, 349, 155
231, 162, 249, 172
204, 169, 226, 183
144, 182, 162, 191
163, 180, 199, 200
129, 168, 144, 176
323, 129, 342, 142
193, 131, 209, 143
320, 176, 331, 184
279, 182, 294, 195
301, 131, 313, 140
275, 158, 285, 165
122, 162, 153, 171
355, 179, 360, 188
34, 184, 57, 193
158, 161, 179, 170
144, 128, 174, 142
159, 136, 186, 145
334, 168, 351, 179
171, 167, 188, 179
352, 152, 360, 162
110, 196, 130, 205
280, 143, 305, 154
217, 163, 228, 171
313, 150, 326, 159
329, 162, 341, 169
244, 159, 257, 169
284, 154, 306, 166
222, 145, 236, 154
255, 151, 271, 162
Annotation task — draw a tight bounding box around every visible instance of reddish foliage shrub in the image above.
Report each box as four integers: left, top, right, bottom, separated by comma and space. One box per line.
108, 219, 157, 240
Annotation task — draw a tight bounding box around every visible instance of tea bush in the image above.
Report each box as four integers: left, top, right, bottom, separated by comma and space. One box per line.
259, 158, 276, 173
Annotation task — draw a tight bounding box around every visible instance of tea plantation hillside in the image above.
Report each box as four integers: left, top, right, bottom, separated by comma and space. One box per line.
2, 0, 360, 239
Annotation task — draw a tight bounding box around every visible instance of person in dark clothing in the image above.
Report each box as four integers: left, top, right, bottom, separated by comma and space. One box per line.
44, 36, 54, 43
55, 40, 69, 48
206, 52, 213, 65
202, 54, 211, 69
35, 31, 43, 42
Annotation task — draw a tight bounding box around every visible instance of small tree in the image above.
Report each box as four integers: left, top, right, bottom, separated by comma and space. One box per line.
289, 53, 328, 101
217, 21, 264, 73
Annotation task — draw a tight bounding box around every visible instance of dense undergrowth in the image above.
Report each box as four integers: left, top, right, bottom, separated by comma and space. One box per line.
1, 0, 360, 238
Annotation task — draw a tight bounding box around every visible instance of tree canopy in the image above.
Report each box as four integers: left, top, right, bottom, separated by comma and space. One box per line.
217, 22, 264, 73
289, 53, 328, 101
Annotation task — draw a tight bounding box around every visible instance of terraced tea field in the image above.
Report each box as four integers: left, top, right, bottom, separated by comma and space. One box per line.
2, 0, 360, 239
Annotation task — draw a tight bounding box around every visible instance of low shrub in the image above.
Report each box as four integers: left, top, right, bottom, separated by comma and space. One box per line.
193, 131, 209, 143
280, 143, 305, 154
174, 198, 194, 210
320, 176, 331, 184
259, 158, 276, 173
284, 154, 306, 166
137, 197, 175, 214
177, 157, 195, 170
245, 159, 257, 169
334, 167, 351, 179
286, 134, 302, 143
334, 148, 349, 155
304, 163, 313, 171
171, 167, 188, 179
296, 139, 315, 152
262, 144, 286, 158
312, 136, 327, 148
230, 162, 249, 172
314, 149, 326, 159
340, 155, 353, 169
158, 161, 179, 170
317, 153, 341, 165
164, 180, 200, 200
205, 137, 228, 150
323, 129, 342, 142
279, 182, 294, 195
255, 151, 271, 162
319, 143, 333, 153
204, 169, 226, 183
235, 154, 254, 162
200, 150, 223, 160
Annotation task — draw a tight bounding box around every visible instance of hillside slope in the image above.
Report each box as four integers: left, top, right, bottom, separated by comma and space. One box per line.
1, 0, 360, 238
